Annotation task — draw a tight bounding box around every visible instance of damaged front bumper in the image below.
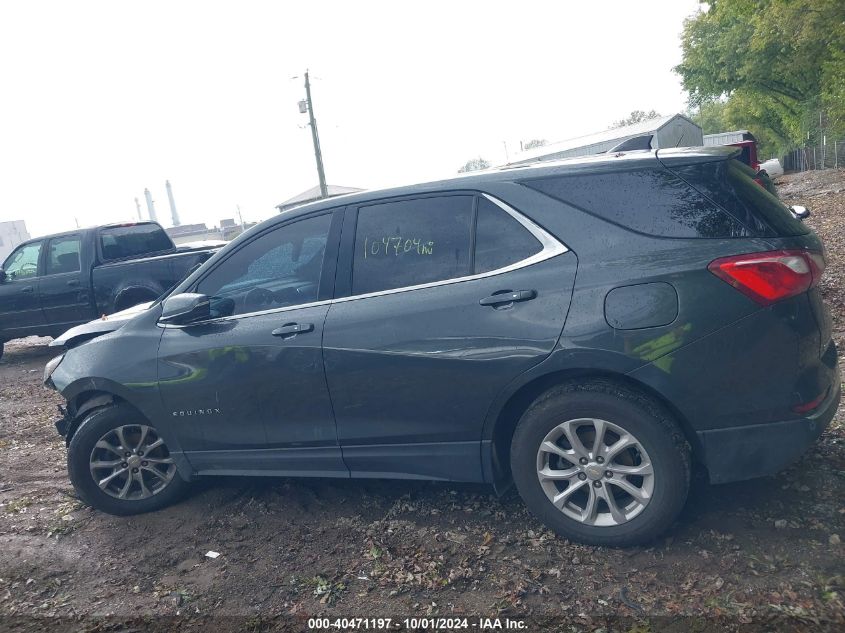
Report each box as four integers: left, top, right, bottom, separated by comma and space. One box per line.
54, 403, 72, 439
52, 393, 115, 444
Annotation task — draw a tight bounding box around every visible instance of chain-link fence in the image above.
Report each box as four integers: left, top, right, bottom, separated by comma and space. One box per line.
782, 140, 845, 172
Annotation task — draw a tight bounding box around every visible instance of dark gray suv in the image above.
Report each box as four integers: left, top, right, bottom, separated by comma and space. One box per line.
44, 146, 840, 546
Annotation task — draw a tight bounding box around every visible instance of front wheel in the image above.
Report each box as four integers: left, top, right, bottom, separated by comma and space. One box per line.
68, 404, 189, 515
511, 380, 690, 546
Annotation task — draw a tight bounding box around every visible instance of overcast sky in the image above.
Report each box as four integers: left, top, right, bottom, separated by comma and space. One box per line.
0, 0, 701, 239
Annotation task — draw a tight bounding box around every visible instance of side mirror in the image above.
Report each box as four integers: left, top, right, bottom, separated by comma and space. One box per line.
159, 293, 211, 325
790, 205, 810, 221
0, 269, 6, 283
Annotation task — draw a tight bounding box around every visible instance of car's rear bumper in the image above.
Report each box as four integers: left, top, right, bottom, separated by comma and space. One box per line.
697, 379, 841, 484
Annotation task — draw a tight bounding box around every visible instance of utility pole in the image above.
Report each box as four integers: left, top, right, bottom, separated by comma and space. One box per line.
303, 70, 328, 198
134, 197, 143, 221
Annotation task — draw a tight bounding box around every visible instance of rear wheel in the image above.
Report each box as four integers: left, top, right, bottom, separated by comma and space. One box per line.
68, 404, 189, 515
511, 380, 690, 546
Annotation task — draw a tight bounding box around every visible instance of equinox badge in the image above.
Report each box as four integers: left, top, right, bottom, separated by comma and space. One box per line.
172, 408, 222, 416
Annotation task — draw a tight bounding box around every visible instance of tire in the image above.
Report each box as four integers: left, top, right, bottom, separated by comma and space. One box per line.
510, 380, 690, 546
67, 403, 189, 515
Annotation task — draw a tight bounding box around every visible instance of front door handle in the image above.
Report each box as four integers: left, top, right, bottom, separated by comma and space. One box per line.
271, 322, 314, 337
67, 279, 80, 287
20, 285, 34, 294
479, 289, 537, 306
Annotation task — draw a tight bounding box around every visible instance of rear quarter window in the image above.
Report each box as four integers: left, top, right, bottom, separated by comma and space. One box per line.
521, 167, 746, 238
672, 159, 808, 237
99, 224, 173, 260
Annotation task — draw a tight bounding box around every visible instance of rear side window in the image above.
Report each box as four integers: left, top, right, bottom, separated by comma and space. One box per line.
474, 197, 542, 273
352, 196, 473, 295
46, 235, 81, 274
522, 167, 745, 238
99, 224, 173, 260
673, 159, 808, 237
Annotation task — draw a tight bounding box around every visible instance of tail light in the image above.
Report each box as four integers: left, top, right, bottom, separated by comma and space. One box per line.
708, 249, 825, 306
792, 387, 829, 414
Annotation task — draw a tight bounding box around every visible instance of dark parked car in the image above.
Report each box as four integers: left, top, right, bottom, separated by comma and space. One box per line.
0, 222, 218, 359
44, 146, 839, 546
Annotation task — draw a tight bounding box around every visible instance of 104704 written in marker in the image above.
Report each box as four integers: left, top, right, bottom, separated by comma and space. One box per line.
364, 236, 434, 258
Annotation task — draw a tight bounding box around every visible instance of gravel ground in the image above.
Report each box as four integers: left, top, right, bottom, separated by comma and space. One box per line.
0, 171, 843, 632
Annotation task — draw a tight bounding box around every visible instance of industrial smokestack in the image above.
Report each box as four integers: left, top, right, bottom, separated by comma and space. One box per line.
165, 180, 180, 227
144, 188, 158, 223
134, 197, 143, 221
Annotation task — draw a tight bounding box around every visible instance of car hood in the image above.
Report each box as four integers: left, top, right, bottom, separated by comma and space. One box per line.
50, 301, 155, 348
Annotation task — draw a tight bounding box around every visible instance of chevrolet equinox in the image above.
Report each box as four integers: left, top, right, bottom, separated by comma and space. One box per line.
44, 146, 840, 546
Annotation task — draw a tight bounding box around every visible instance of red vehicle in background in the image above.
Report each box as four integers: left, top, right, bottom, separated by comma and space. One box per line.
704, 130, 760, 169
704, 130, 778, 195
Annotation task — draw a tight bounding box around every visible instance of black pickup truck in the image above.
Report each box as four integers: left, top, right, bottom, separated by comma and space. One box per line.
0, 222, 218, 359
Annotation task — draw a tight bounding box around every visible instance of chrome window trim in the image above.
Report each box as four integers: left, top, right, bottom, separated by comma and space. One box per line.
159, 193, 568, 328
159, 298, 334, 328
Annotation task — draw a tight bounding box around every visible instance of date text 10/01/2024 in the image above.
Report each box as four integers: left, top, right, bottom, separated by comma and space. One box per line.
307, 618, 527, 630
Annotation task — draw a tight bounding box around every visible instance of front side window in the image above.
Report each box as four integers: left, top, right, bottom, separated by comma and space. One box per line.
46, 235, 81, 274
3, 241, 42, 280
352, 196, 473, 295
197, 213, 332, 317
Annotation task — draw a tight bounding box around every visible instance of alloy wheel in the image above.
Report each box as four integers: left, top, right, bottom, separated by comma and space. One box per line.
536, 418, 654, 526
89, 424, 176, 500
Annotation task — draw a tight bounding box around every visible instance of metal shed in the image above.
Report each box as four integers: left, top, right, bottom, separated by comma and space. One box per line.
508, 114, 703, 165
703, 130, 756, 146
276, 184, 364, 213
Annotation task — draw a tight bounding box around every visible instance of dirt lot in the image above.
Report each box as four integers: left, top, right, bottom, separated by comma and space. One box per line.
1, 171, 844, 632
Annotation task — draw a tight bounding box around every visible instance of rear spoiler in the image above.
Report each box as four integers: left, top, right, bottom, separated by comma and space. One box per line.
656, 145, 741, 168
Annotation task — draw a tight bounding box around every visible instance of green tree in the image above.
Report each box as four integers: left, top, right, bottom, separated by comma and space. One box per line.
676, 0, 845, 155
688, 100, 728, 134
457, 157, 491, 173
611, 110, 662, 128
688, 97, 790, 158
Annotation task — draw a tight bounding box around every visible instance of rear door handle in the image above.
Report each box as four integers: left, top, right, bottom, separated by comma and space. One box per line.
479, 289, 537, 306
271, 322, 314, 337
67, 280, 80, 287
